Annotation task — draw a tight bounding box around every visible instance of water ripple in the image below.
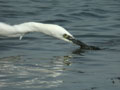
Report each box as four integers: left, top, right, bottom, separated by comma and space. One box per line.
74, 34, 120, 38
70, 12, 107, 18
0, 0, 120, 90
43, 19, 70, 23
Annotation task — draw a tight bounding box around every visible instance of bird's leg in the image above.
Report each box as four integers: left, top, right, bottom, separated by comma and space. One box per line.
19, 36, 23, 40
19, 34, 24, 40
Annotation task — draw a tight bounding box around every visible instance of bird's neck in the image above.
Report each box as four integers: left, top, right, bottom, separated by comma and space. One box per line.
30, 22, 53, 36
14, 22, 56, 38
14, 22, 46, 34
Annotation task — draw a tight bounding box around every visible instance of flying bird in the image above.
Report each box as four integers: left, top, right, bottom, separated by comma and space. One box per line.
0, 22, 100, 50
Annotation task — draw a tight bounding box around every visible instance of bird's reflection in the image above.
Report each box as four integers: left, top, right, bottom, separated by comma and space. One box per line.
0, 55, 21, 61
0, 54, 71, 88
0, 47, 86, 89
72, 48, 86, 55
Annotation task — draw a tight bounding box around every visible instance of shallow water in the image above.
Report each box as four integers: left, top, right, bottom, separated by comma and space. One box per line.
0, 0, 120, 90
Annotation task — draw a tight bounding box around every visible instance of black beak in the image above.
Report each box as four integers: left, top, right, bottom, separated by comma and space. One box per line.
66, 36, 101, 50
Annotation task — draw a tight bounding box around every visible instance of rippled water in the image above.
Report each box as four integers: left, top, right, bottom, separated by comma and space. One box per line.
0, 0, 120, 90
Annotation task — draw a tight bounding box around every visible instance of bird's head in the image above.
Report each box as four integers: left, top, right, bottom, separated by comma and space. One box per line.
39, 24, 75, 43
49, 25, 75, 43
62, 33, 74, 43
34, 23, 76, 43
51, 31, 75, 43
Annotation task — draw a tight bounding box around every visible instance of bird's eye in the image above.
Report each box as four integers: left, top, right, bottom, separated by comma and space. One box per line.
63, 34, 68, 39
63, 34, 73, 40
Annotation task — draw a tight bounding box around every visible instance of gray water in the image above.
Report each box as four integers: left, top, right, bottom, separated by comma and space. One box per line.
0, 0, 120, 90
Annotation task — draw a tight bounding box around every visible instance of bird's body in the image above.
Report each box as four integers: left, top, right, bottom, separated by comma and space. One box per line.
0, 22, 73, 42
0, 22, 100, 50
0, 22, 20, 37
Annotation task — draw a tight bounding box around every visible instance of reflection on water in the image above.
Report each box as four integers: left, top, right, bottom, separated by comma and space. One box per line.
0, 54, 74, 89
72, 48, 86, 55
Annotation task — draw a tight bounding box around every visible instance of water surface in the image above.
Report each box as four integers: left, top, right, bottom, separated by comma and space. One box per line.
0, 0, 120, 90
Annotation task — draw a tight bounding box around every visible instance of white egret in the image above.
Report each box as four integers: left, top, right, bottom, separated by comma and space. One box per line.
0, 22, 100, 50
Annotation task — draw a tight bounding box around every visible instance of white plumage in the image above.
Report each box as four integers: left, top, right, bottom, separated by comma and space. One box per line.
0, 22, 74, 42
